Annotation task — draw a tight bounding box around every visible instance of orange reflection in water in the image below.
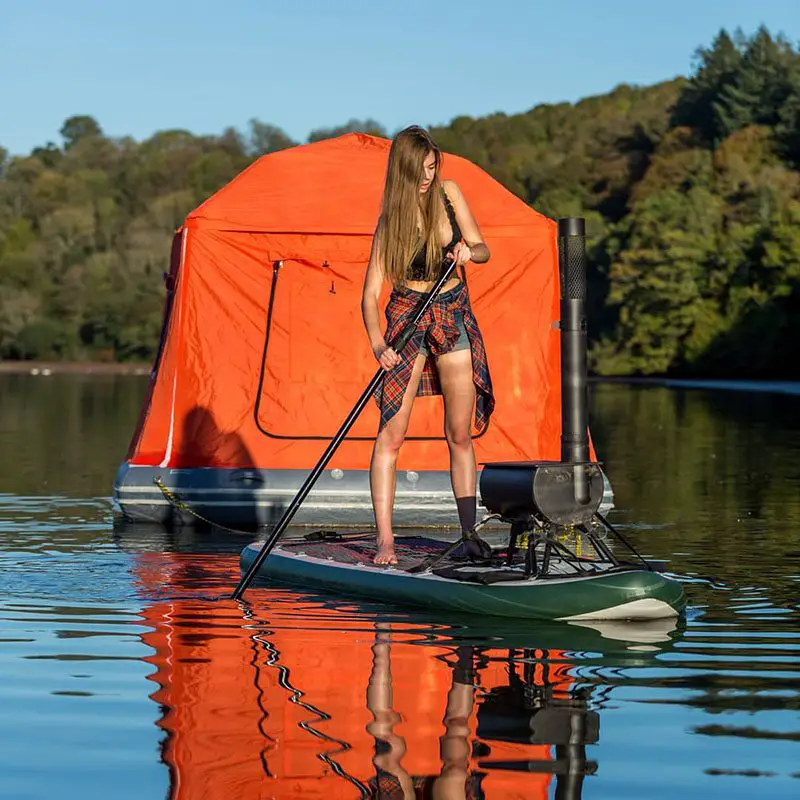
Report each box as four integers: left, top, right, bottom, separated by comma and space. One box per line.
134, 549, 587, 799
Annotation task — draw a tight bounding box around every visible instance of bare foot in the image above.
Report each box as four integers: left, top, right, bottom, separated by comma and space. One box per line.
374, 537, 398, 566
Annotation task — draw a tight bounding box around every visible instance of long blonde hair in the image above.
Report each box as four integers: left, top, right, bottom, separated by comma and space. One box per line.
376, 126, 446, 286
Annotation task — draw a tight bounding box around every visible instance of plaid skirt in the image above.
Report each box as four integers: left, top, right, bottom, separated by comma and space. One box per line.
372, 281, 495, 433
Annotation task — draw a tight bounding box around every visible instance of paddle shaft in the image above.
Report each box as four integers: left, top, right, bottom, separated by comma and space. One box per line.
231, 257, 460, 600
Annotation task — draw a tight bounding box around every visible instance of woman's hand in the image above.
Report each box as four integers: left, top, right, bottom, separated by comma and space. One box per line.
450, 241, 472, 267
373, 341, 401, 371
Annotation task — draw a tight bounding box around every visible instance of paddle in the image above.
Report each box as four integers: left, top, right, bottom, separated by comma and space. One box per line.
231, 254, 461, 600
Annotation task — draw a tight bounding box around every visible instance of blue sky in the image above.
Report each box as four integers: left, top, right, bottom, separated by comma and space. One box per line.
2, 0, 799, 156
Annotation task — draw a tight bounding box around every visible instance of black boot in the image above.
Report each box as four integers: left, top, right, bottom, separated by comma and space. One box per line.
451, 530, 493, 562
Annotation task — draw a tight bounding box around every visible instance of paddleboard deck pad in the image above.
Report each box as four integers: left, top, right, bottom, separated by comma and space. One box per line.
240, 534, 686, 621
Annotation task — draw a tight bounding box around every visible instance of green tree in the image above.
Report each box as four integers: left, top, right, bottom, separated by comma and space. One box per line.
60, 115, 103, 150
591, 187, 723, 375
776, 64, 800, 164
671, 29, 743, 142
307, 118, 387, 143
713, 27, 796, 141
245, 119, 295, 156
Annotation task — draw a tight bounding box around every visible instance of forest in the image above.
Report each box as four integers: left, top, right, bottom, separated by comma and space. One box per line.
1, 25, 798, 377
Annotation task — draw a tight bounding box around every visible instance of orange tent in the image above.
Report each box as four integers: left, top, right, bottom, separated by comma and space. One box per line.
115, 132, 588, 528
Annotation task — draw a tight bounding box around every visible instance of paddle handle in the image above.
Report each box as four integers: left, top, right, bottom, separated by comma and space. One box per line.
231, 255, 460, 600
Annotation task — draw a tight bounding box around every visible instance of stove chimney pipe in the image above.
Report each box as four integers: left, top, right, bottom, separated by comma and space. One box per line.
558, 218, 590, 505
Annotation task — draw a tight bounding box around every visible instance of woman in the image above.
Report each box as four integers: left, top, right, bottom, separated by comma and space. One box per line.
361, 126, 495, 566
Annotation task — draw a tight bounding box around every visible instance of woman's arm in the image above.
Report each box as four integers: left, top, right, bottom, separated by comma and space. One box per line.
443, 179, 490, 264
361, 228, 400, 370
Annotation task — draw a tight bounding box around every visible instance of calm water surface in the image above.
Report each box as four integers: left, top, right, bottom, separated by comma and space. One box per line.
0, 373, 798, 799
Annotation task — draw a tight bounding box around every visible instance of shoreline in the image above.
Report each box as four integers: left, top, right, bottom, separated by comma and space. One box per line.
1, 361, 798, 395
0, 361, 152, 375
591, 376, 800, 396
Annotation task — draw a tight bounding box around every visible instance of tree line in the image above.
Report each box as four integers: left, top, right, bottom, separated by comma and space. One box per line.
1, 25, 798, 377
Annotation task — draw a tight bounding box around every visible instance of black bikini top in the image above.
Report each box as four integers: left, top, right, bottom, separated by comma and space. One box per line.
406, 190, 461, 281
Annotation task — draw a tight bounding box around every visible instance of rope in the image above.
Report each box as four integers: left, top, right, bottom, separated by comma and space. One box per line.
153, 475, 259, 536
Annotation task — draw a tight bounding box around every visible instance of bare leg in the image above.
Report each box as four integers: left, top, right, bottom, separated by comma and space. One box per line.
370, 354, 427, 565
435, 349, 477, 518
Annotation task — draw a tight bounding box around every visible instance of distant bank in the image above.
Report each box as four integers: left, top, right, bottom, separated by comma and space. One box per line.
0, 361, 151, 375
591, 377, 800, 396
1, 361, 798, 398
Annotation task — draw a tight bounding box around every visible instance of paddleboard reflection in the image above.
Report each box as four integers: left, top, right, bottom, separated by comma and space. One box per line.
118, 524, 678, 798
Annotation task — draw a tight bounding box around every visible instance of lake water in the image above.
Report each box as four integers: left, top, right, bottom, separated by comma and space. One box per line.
0, 373, 798, 799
